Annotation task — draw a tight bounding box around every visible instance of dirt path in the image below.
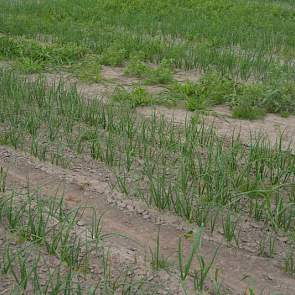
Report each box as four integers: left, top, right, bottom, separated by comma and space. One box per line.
1, 146, 295, 294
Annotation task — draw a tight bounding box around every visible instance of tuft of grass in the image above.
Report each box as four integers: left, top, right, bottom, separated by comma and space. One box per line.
262, 81, 295, 116
144, 60, 174, 85
99, 43, 128, 66
193, 247, 219, 292
111, 86, 155, 108
172, 71, 295, 118
172, 71, 236, 111
258, 233, 276, 258
222, 211, 240, 246
0, 167, 7, 193
232, 103, 265, 120
178, 227, 203, 281
125, 58, 174, 85
231, 83, 266, 120
14, 57, 45, 73
71, 55, 102, 82
150, 228, 170, 271
124, 55, 149, 78
284, 251, 295, 276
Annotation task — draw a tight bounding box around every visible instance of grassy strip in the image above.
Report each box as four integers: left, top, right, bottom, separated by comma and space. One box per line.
0, 0, 294, 79
1, 33, 294, 118
170, 71, 295, 118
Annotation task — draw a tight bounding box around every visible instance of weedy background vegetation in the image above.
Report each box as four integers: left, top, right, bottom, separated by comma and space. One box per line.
0, 0, 294, 118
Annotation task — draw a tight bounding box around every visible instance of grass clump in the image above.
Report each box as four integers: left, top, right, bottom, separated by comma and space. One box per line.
111, 86, 155, 108
144, 60, 174, 85
124, 54, 149, 78
284, 251, 295, 276
178, 227, 218, 292
14, 57, 45, 73
71, 55, 102, 82
192, 71, 236, 105
231, 84, 266, 120
150, 228, 170, 271
232, 100, 266, 120
99, 43, 128, 66
262, 81, 295, 117
125, 58, 174, 85
232, 81, 295, 119
173, 71, 236, 111
175, 71, 295, 119
0, 35, 88, 70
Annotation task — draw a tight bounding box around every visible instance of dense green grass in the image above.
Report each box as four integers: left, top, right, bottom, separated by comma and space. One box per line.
0, 0, 294, 79
0, 0, 294, 117
172, 71, 295, 117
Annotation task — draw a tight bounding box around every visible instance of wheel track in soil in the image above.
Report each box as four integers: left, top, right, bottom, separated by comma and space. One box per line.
1, 145, 295, 294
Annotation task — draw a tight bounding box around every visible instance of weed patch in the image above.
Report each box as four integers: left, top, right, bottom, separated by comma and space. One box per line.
111, 86, 155, 108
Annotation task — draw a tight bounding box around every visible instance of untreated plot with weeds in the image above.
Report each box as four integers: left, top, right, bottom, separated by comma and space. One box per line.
0, 0, 294, 118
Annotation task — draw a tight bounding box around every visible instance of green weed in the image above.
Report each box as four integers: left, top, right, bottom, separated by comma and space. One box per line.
193, 247, 219, 292
222, 211, 240, 246
178, 227, 203, 281
284, 251, 295, 276
150, 228, 170, 271
124, 56, 149, 78
72, 55, 102, 82
99, 43, 128, 66
111, 86, 155, 108
0, 167, 7, 193
144, 60, 174, 85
